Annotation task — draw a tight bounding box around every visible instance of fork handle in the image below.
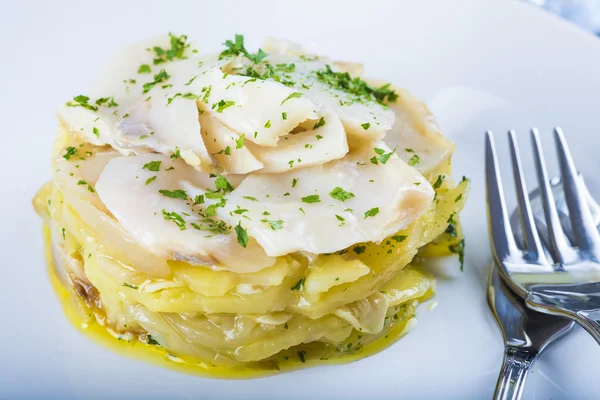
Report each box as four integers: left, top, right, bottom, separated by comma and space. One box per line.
493, 347, 537, 400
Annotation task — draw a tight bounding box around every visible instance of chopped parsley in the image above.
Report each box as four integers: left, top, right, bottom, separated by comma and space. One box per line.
138, 64, 151, 74
142, 69, 170, 93
280, 92, 304, 105
243, 196, 258, 201
159, 189, 188, 199
312, 117, 326, 130
364, 207, 380, 219
314, 64, 398, 104
361, 122, 371, 130
291, 277, 305, 291
151, 33, 190, 65
170, 147, 181, 161
329, 187, 355, 202
201, 85, 212, 103
167, 92, 199, 105
95, 96, 119, 108
213, 99, 235, 113
147, 335, 160, 346
297, 350, 307, 363
77, 179, 95, 193
215, 175, 234, 192
162, 209, 186, 230
235, 223, 249, 248
433, 175, 446, 189
184, 75, 197, 86
142, 161, 161, 172
449, 239, 466, 271
371, 147, 394, 165
235, 134, 245, 149
447, 212, 457, 225
215, 146, 231, 156
455, 194, 463, 202
66, 95, 98, 112
292, 178, 298, 188
301, 195, 321, 203
445, 223, 457, 237
264, 120, 271, 128
262, 219, 284, 230
193, 195, 205, 205
408, 154, 421, 166
219, 34, 268, 64
316, 135, 323, 140
145, 176, 157, 185
122, 283, 138, 289
282, 112, 287, 120
353, 245, 366, 255
391, 235, 407, 243
63, 146, 78, 160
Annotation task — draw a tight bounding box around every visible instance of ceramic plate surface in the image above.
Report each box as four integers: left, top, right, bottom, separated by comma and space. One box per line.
2, 0, 600, 398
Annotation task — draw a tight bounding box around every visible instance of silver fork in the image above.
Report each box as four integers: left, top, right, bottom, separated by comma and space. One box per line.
486, 127, 600, 344
489, 177, 599, 400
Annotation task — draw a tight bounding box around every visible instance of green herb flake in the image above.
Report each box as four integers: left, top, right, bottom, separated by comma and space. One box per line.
147, 335, 160, 346
184, 75, 198, 86
329, 187, 355, 202
314, 64, 398, 104
66, 95, 98, 111
243, 196, 258, 201
353, 245, 366, 254
364, 207, 380, 219
142, 69, 170, 93
392, 235, 407, 243
292, 178, 298, 188
170, 147, 181, 161
162, 209, 186, 230
291, 277, 305, 291
142, 161, 161, 172
408, 154, 421, 166
138, 64, 152, 74
235, 223, 249, 248
213, 99, 235, 113
123, 283, 138, 289
433, 175, 446, 189
312, 117, 326, 130
361, 122, 370, 130
145, 176, 157, 185
92, 127, 100, 138
151, 33, 190, 65
449, 239, 466, 271
280, 92, 304, 105
264, 120, 271, 128
235, 134, 245, 149
262, 219, 284, 230
215, 175, 234, 192
301, 195, 321, 204
95, 96, 119, 108
282, 112, 287, 120
218, 34, 268, 64
297, 350, 307, 363
158, 189, 188, 199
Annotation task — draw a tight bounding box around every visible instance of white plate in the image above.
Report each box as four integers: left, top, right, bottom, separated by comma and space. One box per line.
2, 0, 600, 398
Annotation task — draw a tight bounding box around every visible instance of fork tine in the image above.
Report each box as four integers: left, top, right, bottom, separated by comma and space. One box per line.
531, 128, 574, 264
554, 127, 600, 257
486, 131, 520, 264
508, 130, 546, 262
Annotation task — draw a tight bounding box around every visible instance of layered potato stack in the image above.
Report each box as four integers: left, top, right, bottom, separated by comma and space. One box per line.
33, 33, 468, 374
